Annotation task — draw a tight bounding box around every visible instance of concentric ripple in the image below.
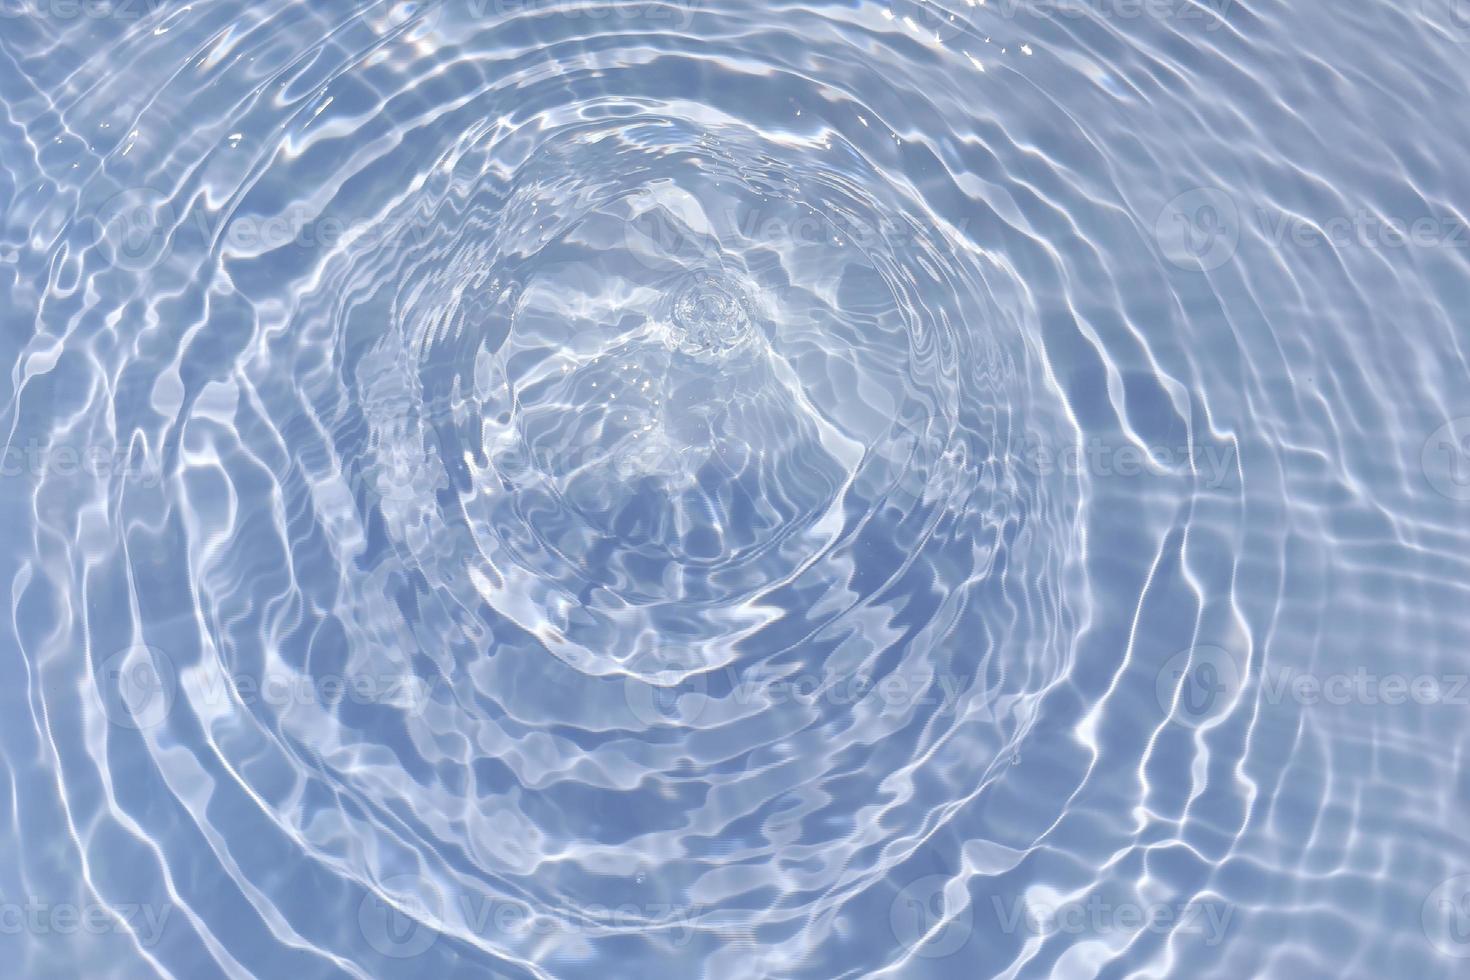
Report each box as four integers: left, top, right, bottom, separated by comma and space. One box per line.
4, 0, 1470, 977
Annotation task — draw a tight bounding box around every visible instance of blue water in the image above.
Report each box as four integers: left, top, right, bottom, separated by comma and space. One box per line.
2, 0, 1469, 977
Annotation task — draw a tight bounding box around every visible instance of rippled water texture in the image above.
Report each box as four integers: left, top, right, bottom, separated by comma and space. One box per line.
2, 0, 1469, 977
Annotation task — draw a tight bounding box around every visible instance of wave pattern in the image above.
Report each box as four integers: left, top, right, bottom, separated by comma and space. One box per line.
2, 0, 1469, 977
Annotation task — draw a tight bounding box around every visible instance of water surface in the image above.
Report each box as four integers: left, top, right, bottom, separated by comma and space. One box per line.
1, 0, 1469, 977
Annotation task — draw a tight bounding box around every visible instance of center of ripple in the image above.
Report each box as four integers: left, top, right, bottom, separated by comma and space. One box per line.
667, 272, 755, 358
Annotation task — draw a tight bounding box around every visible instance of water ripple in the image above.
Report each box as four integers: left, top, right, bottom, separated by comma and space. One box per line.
2, 0, 1469, 977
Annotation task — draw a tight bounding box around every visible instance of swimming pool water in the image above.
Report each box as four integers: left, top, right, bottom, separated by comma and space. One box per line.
1, 1, 1469, 977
